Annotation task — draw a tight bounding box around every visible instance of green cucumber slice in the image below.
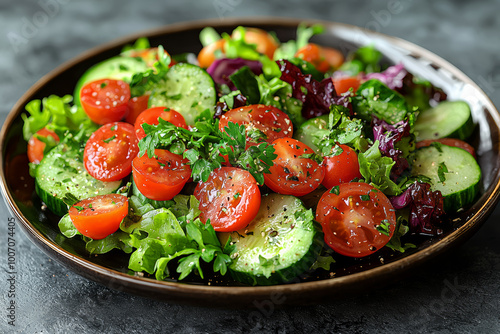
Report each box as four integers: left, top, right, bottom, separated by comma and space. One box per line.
73, 56, 148, 104
411, 144, 481, 212
148, 63, 216, 125
35, 143, 122, 216
415, 101, 474, 141
222, 193, 323, 285
293, 114, 329, 153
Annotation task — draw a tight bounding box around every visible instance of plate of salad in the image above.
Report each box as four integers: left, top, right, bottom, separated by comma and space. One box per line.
2, 18, 500, 306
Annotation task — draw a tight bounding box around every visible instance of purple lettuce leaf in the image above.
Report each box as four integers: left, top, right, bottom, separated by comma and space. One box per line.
372, 116, 411, 179
278, 59, 346, 119
207, 58, 263, 90
390, 181, 445, 235
364, 63, 407, 90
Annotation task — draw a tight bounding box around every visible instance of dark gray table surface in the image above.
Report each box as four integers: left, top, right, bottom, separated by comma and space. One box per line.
1, 0, 499, 333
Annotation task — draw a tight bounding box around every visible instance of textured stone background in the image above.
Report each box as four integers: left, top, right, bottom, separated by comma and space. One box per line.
1, 0, 499, 333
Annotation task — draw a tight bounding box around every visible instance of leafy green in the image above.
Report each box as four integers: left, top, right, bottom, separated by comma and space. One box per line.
437, 162, 449, 183
358, 141, 402, 196
314, 105, 365, 157
229, 66, 261, 104
138, 117, 276, 184
352, 79, 409, 125
129, 45, 172, 97
385, 217, 417, 253
338, 45, 382, 75
121, 37, 151, 53
273, 23, 325, 60
223, 26, 281, 78
199, 27, 221, 47
22, 95, 90, 141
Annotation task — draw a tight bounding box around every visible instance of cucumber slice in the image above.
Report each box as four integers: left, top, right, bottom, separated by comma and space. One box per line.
411, 144, 481, 212
35, 143, 122, 216
222, 193, 323, 285
293, 114, 329, 153
73, 56, 148, 104
414, 101, 474, 141
148, 63, 216, 125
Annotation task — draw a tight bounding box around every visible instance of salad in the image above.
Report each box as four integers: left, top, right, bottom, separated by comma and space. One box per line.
22, 24, 481, 286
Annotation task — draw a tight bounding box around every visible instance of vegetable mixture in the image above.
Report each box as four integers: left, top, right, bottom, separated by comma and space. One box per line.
23, 24, 481, 285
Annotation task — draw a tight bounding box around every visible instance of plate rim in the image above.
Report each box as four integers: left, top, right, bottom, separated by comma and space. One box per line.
2, 17, 500, 304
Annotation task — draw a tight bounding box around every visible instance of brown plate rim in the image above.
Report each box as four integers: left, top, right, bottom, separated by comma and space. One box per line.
1, 17, 500, 305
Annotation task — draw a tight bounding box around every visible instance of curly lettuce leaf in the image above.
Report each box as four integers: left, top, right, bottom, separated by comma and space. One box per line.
22, 95, 90, 141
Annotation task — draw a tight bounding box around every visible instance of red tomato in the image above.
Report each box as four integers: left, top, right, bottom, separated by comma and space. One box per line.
125, 95, 150, 124
198, 39, 226, 68
134, 107, 188, 141
316, 182, 396, 257
332, 76, 361, 95
132, 149, 191, 201
27, 128, 60, 164
264, 138, 325, 196
322, 144, 362, 189
233, 27, 278, 59
80, 79, 131, 125
219, 105, 293, 148
416, 138, 476, 158
69, 194, 128, 240
295, 43, 344, 72
84, 122, 139, 182
194, 167, 261, 232
322, 46, 344, 69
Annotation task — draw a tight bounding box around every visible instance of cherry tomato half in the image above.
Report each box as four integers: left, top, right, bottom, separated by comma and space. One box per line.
84, 122, 139, 182
125, 95, 150, 124
416, 138, 476, 158
264, 138, 325, 196
295, 43, 344, 73
194, 167, 261, 232
69, 194, 128, 240
198, 39, 226, 69
134, 107, 188, 141
132, 149, 191, 201
322, 144, 362, 189
27, 128, 60, 164
80, 79, 131, 125
316, 182, 396, 258
233, 27, 278, 59
219, 104, 293, 148
332, 76, 361, 95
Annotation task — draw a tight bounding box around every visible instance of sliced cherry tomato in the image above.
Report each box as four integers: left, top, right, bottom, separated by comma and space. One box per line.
194, 167, 261, 232
322, 46, 344, 69
125, 95, 150, 124
132, 149, 191, 201
332, 76, 361, 95
296, 43, 344, 72
27, 128, 60, 164
316, 182, 396, 258
322, 144, 362, 189
219, 104, 293, 148
69, 194, 128, 240
264, 138, 325, 196
198, 39, 226, 68
233, 27, 278, 59
80, 79, 131, 125
84, 122, 139, 182
134, 107, 188, 141
416, 138, 476, 158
